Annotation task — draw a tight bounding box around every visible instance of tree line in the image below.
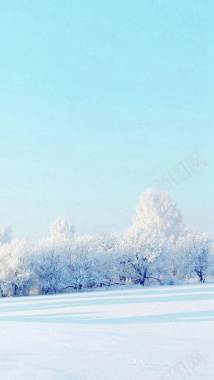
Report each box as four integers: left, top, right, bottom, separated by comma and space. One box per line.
0, 188, 213, 297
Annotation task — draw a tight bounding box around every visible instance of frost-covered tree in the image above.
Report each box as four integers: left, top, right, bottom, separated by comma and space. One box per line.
93, 232, 123, 287
33, 238, 69, 294
0, 239, 33, 296
120, 189, 184, 285
29, 218, 76, 294
175, 230, 214, 283
96, 232, 119, 252
121, 227, 168, 285
64, 235, 96, 291
129, 188, 184, 243
50, 217, 75, 241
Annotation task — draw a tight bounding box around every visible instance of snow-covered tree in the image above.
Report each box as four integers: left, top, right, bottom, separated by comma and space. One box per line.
0, 239, 33, 296
175, 230, 214, 283
121, 227, 168, 285
120, 189, 184, 285
64, 235, 96, 291
96, 232, 119, 252
50, 217, 75, 241
33, 238, 68, 295
129, 188, 184, 243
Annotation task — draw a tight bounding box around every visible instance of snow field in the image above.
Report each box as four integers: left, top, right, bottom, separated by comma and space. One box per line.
0, 284, 214, 379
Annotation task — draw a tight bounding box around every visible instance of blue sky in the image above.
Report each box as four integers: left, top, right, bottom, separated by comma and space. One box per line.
0, 0, 213, 239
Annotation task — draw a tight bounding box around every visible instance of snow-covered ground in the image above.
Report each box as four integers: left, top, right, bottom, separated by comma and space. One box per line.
0, 284, 214, 380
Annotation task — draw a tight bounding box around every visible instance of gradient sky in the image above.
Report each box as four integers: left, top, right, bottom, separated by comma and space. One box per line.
0, 0, 213, 239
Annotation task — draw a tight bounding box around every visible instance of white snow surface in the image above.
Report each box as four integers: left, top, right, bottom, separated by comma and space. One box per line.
0, 284, 214, 379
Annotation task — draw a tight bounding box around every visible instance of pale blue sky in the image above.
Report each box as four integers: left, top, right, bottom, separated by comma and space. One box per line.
0, 0, 213, 239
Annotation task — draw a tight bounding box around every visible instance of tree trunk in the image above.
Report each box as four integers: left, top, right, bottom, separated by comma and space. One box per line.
139, 268, 147, 286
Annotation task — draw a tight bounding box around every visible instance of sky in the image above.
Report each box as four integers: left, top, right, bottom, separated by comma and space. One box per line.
0, 0, 213, 239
